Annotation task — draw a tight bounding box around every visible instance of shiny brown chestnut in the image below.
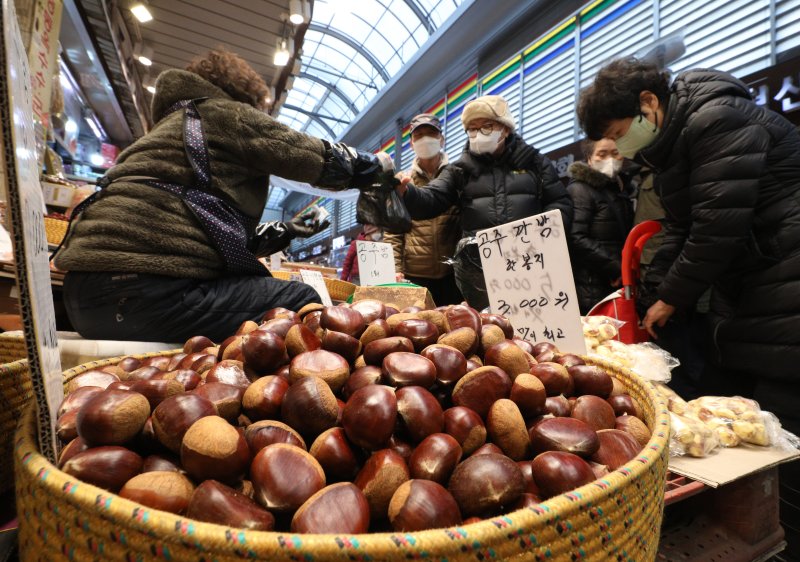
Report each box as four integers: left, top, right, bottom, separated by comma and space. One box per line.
484, 340, 530, 381
58, 386, 104, 417
76, 389, 151, 446
289, 349, 351, 392
142, 453, 182, 473
394, 319, 439, 352
184, 335, 214, 354
179, 352, 212, 371
443, 304, 482, 335
128, 379, 185, 410
152, 393, 217, 453
451, 366, 512, 419
262, 307, 295, 322
470, 442, 505, 456
291, 483, 370, 534
529, 362, 571, 396
342, 366, 382, 400
343, 385, 397, 450
480, 313, 514, 338
531, 451, 596, 499
251, 443, 326, 513
258, 317, 298, 340
615, 414, 650, 447
244, 420, 306, 453
142, 356, 173, 371
62, 446, 143, 492
242, 375, 289, 421
309, 427, 360, 482
242, 331, 289, 374
443, 406, 486, 456
510, 373, 547, 418
396, 386, 444, 443
408, 433, 462, 484
159, 369, 201, 391
321, 330, 362, 363
568, 365, 613, 398
205, 359, 250, 388
571, 395, 617, 431
487, 399, 530, 461
117, 356, 143, 373
236, 320, 259, 335
590, 429, 641, 470
382, 352, 437, 388
284, 323, 322, 357
448, 453, 524, 517
516, 460, 541, 495
350, 299, 386, 323
58, 437, 89, 468
555, 354, 585, 368
281, 375, 339, 438
479, 324, 506, 355
119, 471, 195, 514
181, 416, 251, 484
193, 382, 245, 422
363, 336, 414, 366
420, 344, 467, 386
607, 394, 641, 417
437, 327, 479, 357
529, 417, 600, 457
320, 306, 366, 337
512, 338, 536, 356
187, 479, 275, 530
355, 449, 410, 521
55, 412, 77, 444
388, 435, 413, 461
65, 370, 120, 393
359, 319, 392, 347
544, 395, 572, 417
388, 479, 462, 532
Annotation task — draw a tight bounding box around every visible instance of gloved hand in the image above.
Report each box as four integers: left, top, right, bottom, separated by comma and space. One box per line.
316, 141, 395, 190
284, 210, 330, 238
509, 140, 540, 171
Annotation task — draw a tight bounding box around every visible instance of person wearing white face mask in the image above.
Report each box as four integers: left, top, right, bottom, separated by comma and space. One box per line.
566, 138, 635, 314
396, 95, 573, 310
383, 114, 463, 305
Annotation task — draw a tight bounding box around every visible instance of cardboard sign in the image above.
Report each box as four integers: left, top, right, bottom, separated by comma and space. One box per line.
356, 240, 396, 286
300, 269, 333, 306
0, 0, 63, 462
477, 210, 586, 354
269, 252, 283, 272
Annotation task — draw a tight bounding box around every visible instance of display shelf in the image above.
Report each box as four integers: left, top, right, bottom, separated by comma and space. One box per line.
664, 471, 707, 506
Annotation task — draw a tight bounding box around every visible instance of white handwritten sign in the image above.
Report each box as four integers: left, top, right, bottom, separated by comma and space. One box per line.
269, 252, 283, 272
1, 0, 63, 462
356, 241, 396, 286
300, 269, 333, 306
477, 210, 586, 354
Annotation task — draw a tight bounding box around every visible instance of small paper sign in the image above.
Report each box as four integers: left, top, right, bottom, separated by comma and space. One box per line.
356, 241, 396, 286
1, 0, 63, 462
476, 210, 586, 354
300, 269, 333, 306
269, 252, 283, 272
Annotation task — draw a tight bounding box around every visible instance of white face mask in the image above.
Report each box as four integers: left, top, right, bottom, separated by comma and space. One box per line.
469, 129, 503, 155
369, 232, 382, 241
591, 157, 623, 178
413, 136, 441, 159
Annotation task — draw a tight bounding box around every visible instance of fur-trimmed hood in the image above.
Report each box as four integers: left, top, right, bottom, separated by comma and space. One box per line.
567, 161, 615, 188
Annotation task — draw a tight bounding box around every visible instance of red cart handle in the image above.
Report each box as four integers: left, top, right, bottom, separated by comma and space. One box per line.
621, 220, 662, 296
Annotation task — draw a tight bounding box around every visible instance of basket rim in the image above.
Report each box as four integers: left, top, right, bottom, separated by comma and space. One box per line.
16, 351, 669, 554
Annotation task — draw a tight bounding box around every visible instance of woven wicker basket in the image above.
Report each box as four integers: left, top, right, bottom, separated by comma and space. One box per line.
0, 332, 27, 363
15, 354, 668, 561
43, 217, 68, 246
1, 359, 31, 495
271, 269, 357, 301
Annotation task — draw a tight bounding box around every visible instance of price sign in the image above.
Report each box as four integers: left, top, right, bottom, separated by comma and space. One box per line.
356, 241, 396, 286
0, 0, 63, 462
269, 252, 283, 272
477, 210, 586, 354
300, 269, 333, 306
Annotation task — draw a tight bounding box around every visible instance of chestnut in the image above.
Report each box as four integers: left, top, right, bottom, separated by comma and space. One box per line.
607, 394, 641, 418
57, 386, 104, 417
544, 395, 572, 417
193, 382, 245, 422
610, 376, 627, 397
388, 435, 413, 461
437, 327, 479, 357
303, 310, 323, 336
263, 306, 296, 321
217, 335, 241, 360
394, 319, 439, 352
62, 446, 143, 492
615, 414, 650, 447
242, 331, 289, 374
408, 433, 462, 484
258, 317, 298, 340
443, 406, 486, 455
480, 314, 514, 338
386, 312, 420, 332
309, 427, 360, 482
388, 479, 461, 532
205, 360, 250, 389
465, 357, 482, 373
117, 356, 143, 372
179, 352, 212, 371
532, 342, 557, 356
128, 379, 185, 410
76, 389, 151, 446
396, 386, 444, 442
187, 480, 275, 530
236, 320, 260, 335
571, 395, 616, 431
281, 376, 339, 438
321, 330, 362, 364
359, 319, 392, 347
529, 362, 571, 396
484, 340, 530, 381
487, 399, 530, 461
107, 381, 133, 391
342, 385, 397, 450
420, 344, 467, 386
184, 335, 214, 354
516, 460, 541, 495
471, 443, 505, 456
443, 305, 482, 335
590, 429, 641, 470
142, 454, 182, 473
242, 375, 289, 421
289, 349, 350, 393
181, 416, 251, 484
417, 310, 447, 334
363, 336, 414, 366
65, 370, 120, 393
382, 352, 437, 388
511, 492, 542, 509
451, 366, 512, 419
152, 394, 217, 453
291, 483, 370, 534
58, 437, 88, 468
448, 453, 524, 517
479, 324, 506, 355
568, 365, 613, 398
355, 449, 409, 521
159, 369, 201, 391
342, 366, 382, 400
512, 338, 535, 356
531, 451, 596, 499
510, 373, 547, 418
251, 443, 326, 513
245, 420, 306, 453
119, 471, 195, 514
320, 306, 365, 337
555, 354, 585, 368
284, 323, 322, 357
528, 417, 600, 458
350, 299, 386, 323
142, 356, 173, 371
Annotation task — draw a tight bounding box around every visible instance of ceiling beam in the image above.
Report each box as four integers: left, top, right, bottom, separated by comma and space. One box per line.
282, 104, 338, 137
403, 0, 435, 34
298, 72, 358, 116
308, 23, 390, 82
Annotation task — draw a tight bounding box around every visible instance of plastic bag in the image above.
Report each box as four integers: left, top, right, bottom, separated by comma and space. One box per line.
669, 412, 720, 457
356, 172, 412, 233
626, 342, 679, 384
652, 382, 690, 415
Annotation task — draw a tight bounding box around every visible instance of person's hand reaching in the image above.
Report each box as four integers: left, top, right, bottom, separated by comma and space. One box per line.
285, 211, 330, 238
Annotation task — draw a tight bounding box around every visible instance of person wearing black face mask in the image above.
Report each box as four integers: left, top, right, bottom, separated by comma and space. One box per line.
566, 138, 634, 314
396, 95, 573, 310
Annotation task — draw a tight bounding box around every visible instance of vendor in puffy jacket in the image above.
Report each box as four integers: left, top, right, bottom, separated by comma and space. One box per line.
397, 95, 573, 310
54, 48, 393, 343
578, 56, 800, 553
567, 138, 634, 314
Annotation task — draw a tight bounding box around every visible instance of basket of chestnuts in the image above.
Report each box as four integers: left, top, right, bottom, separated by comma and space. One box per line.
14, 302, 669, 561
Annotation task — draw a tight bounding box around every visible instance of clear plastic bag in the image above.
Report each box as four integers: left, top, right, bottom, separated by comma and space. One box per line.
625, 343, 679, 384
669, 412, 720, 457
652, 382, 689, 415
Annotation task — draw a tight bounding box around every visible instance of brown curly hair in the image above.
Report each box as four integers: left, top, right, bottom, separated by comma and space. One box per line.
186, 47, 270, 110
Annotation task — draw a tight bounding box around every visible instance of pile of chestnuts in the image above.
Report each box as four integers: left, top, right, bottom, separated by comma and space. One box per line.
55, 301, 651, 534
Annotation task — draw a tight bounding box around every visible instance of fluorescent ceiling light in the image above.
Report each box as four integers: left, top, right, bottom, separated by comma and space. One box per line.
274, 38, 290, 66
130, 3, 153, 23
138, 55, 152, 66
289, 0, 305, 24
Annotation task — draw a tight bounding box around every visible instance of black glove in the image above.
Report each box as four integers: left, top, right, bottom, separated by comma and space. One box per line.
509, 139, 540, 171
284, 211, 330, 238
316, 141, 393, 190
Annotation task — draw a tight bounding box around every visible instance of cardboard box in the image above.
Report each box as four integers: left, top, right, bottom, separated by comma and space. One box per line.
41, 180, 75, 208
669, 442, 800, 487
352, 284, 436, 310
